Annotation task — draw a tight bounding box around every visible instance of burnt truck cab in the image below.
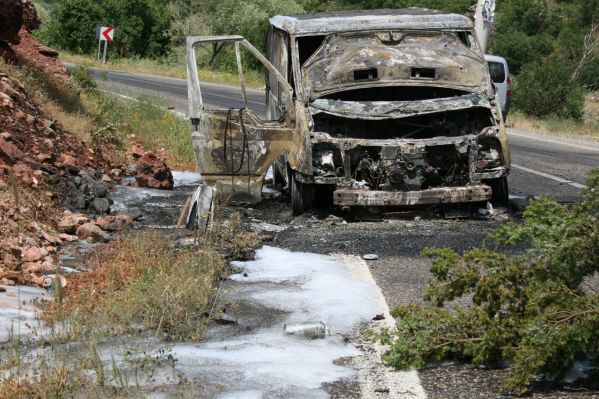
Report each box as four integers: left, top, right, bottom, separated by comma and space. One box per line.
186, 9, 510, 216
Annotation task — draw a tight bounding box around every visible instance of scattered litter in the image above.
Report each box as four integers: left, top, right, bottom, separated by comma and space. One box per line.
249, 222, 288, 234
284, 321, 327, 340
372, 314, 385, 320
414, 216, 421, 221
59, 266, 81, 274
478, 201, 495, 216
174, 237, 197, 249
40, 274, 67, 290
362, 254, 379, 260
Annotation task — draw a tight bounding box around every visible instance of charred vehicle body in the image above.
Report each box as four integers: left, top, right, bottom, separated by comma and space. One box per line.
186, 9, 510, 216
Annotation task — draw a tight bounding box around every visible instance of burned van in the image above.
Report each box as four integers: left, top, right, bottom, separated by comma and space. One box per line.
186, 9, 510, 216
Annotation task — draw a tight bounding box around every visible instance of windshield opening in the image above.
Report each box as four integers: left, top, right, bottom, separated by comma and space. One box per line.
313, 107, 494, 140
319, 86, 470, 102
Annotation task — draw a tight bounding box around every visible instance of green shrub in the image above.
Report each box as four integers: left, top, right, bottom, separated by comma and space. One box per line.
379, 170, 599, 394
333, 0, 475, 13
45, 0, 173, 58
512, 57, 585, 120
488, 30, 553, 75
70, 65, 97, 89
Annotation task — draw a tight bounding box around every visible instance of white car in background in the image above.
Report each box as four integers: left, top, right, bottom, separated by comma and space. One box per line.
485, 55, 511, 120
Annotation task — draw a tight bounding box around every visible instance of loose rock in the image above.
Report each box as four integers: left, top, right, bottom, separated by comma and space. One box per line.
76, 222, 110, 243
134, 151, 174, 190
58, 212, 90, 234
95, 214, 133, 232
91, 197, 111, 214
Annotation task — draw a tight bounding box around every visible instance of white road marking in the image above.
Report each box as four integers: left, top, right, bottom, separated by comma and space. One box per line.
97, 88, 137, 102
334, 253, 428, 399
508, 131, 599, 153
512, 164, 588, 189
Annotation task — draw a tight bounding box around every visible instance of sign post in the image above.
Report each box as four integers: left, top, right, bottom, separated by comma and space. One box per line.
474, 0, 495, 53
97, 26, 114, 63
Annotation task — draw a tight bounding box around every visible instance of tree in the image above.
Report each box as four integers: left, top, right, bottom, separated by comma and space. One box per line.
169, 0, 303, 64
488, 0, 599, 119
333, 0, 475, 14
45, 0, 173, 58
379, 170, 599, 394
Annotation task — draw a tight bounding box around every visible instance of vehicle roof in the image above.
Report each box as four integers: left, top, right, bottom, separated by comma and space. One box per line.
484, 54, 507, 63
269, 8, 473, 36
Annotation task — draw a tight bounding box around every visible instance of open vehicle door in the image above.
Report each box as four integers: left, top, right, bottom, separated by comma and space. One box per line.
186, 36, 295, 202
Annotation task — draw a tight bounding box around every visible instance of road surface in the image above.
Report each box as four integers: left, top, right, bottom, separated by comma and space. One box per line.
88, 67, 599, 398
89, 68, 598, 203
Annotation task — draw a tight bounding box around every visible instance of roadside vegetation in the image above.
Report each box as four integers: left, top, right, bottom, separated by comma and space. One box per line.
379, 170, 599, 394
0, 207, 260, 397
9, 62, 197, 170
81, 89, 196, 170
1, 59, 261, 396
60, 49, 265, 89
33, 0, 598, 136
508, 96, 599, 141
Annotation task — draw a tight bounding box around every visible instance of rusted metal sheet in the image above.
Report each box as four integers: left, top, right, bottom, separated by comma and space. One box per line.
334, 185, 492, 207
301, 31, 489, 99
270, 10, 473, 36
310, 94, 492, 120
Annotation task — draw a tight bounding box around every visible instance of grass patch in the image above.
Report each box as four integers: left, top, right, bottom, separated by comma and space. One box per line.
508, 95, 599, 141
48, 209, 260, 341
80, 90, 197, 170
60, 48, 264, 89
57, 231, 224, 340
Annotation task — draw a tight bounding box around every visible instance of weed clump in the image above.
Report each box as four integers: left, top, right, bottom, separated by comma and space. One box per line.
379, 170, 599, 394
53, 231, 223, 341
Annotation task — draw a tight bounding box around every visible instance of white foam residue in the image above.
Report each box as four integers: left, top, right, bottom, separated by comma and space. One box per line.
110, 185, 174, 213
230, 246, 380, 333
167, 246, 383, 397
0, 285, 50, 342
216, 390, 264, 399
172, 171, 202, 188
173, 329, 358, 397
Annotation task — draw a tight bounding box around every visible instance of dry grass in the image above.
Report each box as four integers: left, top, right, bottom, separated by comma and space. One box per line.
50, 231, 225, 341
0, 212, 261, 397
507, 94, 599, 141
40, 100, 96, 143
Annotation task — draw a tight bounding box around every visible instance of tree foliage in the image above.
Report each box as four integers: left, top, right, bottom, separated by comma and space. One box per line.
43, 0, 173, 58
169, 0, 303, 59
332, 0, 475, 14
489, 0, 599, 118
379, 170, 599, 394
512, 56, 586, 120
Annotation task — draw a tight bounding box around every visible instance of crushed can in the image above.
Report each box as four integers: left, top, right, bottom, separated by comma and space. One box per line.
284, 321, 327, 339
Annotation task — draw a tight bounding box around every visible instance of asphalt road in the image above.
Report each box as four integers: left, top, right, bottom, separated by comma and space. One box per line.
90, 67, 599, 397
90, 68, 598, 202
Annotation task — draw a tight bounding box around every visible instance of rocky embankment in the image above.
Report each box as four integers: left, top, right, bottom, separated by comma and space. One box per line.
0, 1, 174, 288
